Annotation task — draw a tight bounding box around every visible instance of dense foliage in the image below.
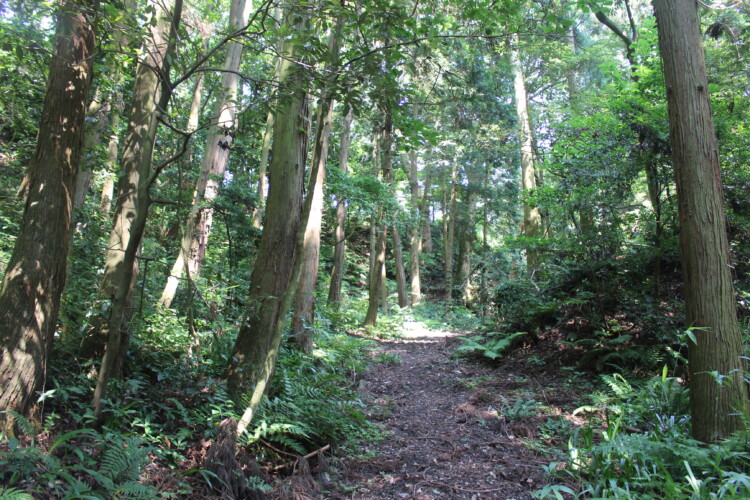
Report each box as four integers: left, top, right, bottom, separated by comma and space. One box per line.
1, 0, 749, 497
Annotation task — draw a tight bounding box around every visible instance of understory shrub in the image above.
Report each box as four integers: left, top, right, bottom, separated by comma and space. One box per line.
535, 369, 750, 499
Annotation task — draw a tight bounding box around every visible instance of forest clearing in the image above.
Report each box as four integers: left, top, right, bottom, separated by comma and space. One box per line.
2, 0, 750, 498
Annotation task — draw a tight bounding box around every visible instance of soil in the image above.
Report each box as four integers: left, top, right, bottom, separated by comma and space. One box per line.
327, 322, 584, 500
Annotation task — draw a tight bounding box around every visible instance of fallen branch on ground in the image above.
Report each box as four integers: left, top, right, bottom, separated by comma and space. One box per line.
272, 444, 331, 472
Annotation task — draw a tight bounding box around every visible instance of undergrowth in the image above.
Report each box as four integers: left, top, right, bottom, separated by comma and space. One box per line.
0, 299, 380, 498
534, 367, 750, 499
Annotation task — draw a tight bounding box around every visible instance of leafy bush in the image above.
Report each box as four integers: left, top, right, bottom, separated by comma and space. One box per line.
493, 278, 557, 331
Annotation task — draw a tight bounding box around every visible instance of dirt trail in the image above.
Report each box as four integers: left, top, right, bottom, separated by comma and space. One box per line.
333, 322, 551, 499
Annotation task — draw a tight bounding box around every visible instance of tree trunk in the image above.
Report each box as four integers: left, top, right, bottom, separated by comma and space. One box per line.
654, 0, 748, 442
251, 10, 283, 229
223, 1, 309, 404
509, 34, 542, 274
75, 97, 107, 212
327, 107, 353, 305
407, 146, 423, 304
252, 109, 274, 229
158, 0, 251, 308
368, 125, 380, 277
364, 225, 388, 327
444, 158, 458, 299
392, 227, 409, 307
454, 191, 477, 303
364, 108, 393, 326
0, 0, 96, 422
291, 98, 332, 351
380, 244, 388, 311
422, 218, 433, 254
291, 17, 343, 350
92, 0, 182, 420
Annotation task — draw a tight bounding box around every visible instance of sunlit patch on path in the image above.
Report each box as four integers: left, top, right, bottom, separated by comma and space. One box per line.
398, 321, 463, 341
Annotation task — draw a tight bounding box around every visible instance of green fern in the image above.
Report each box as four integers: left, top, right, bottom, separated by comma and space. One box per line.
114, 481, 159, 498
456, 331, 527, 360
601, 373, 635, 400
0, 487, 33, 500
1, 411, 35, 440
99, 436, 151, 484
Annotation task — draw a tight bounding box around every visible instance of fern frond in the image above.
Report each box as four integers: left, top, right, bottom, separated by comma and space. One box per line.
2, 411, 34, 438
113, 481, 158, 498
269, 434, 306, 455
0, 487, 34, 500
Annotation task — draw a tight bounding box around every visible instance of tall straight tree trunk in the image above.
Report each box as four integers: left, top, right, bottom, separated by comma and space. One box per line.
75, 97, 108, 212
327, 107, 353, 305
158, 0, 252, 308
76, 1, 135, 219
654, 0, 748, 443
0, 0, 96, 422
364, 108, 393, 327
364, 225, 388, 326
291, 99, 333, 351
407, 147, 423, 304
252, 109, 274, 229
422, 220, 432, 253
92, 0, 182, 420
380, 244, 388, 310
509, 35, 542, 274
392, 227, 409, 307
292, 17, 344, 351
443, 158, 458, 299
454, 188, 477, 302
223, 0, 309, 405
251, 9, 283, 229
411, 152, 433, 299
99, 75, 128, 216
368, 126, 380, 277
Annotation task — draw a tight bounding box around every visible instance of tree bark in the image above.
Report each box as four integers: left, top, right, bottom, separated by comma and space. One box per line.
92, 0, 182, 420
407, 146, 423, 304
327, 107, 353, 305
252, 109, 274, 229
654, 0, 748, 442
364, 108, 393, 326
392, 226, 409, 307
158, 0, 252, 308
223, 0, 309, 404
291, 17, 344, 351
0, 0, 96, 422
509, 34, 542, 275
290, 98, 332, 350
251, 7, 283, 230
454, 190, 477, 303
443, 157, 458, 299
364, 225, 388, 327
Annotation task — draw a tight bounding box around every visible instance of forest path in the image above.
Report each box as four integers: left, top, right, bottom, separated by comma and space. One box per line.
333, 322, 551, 499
